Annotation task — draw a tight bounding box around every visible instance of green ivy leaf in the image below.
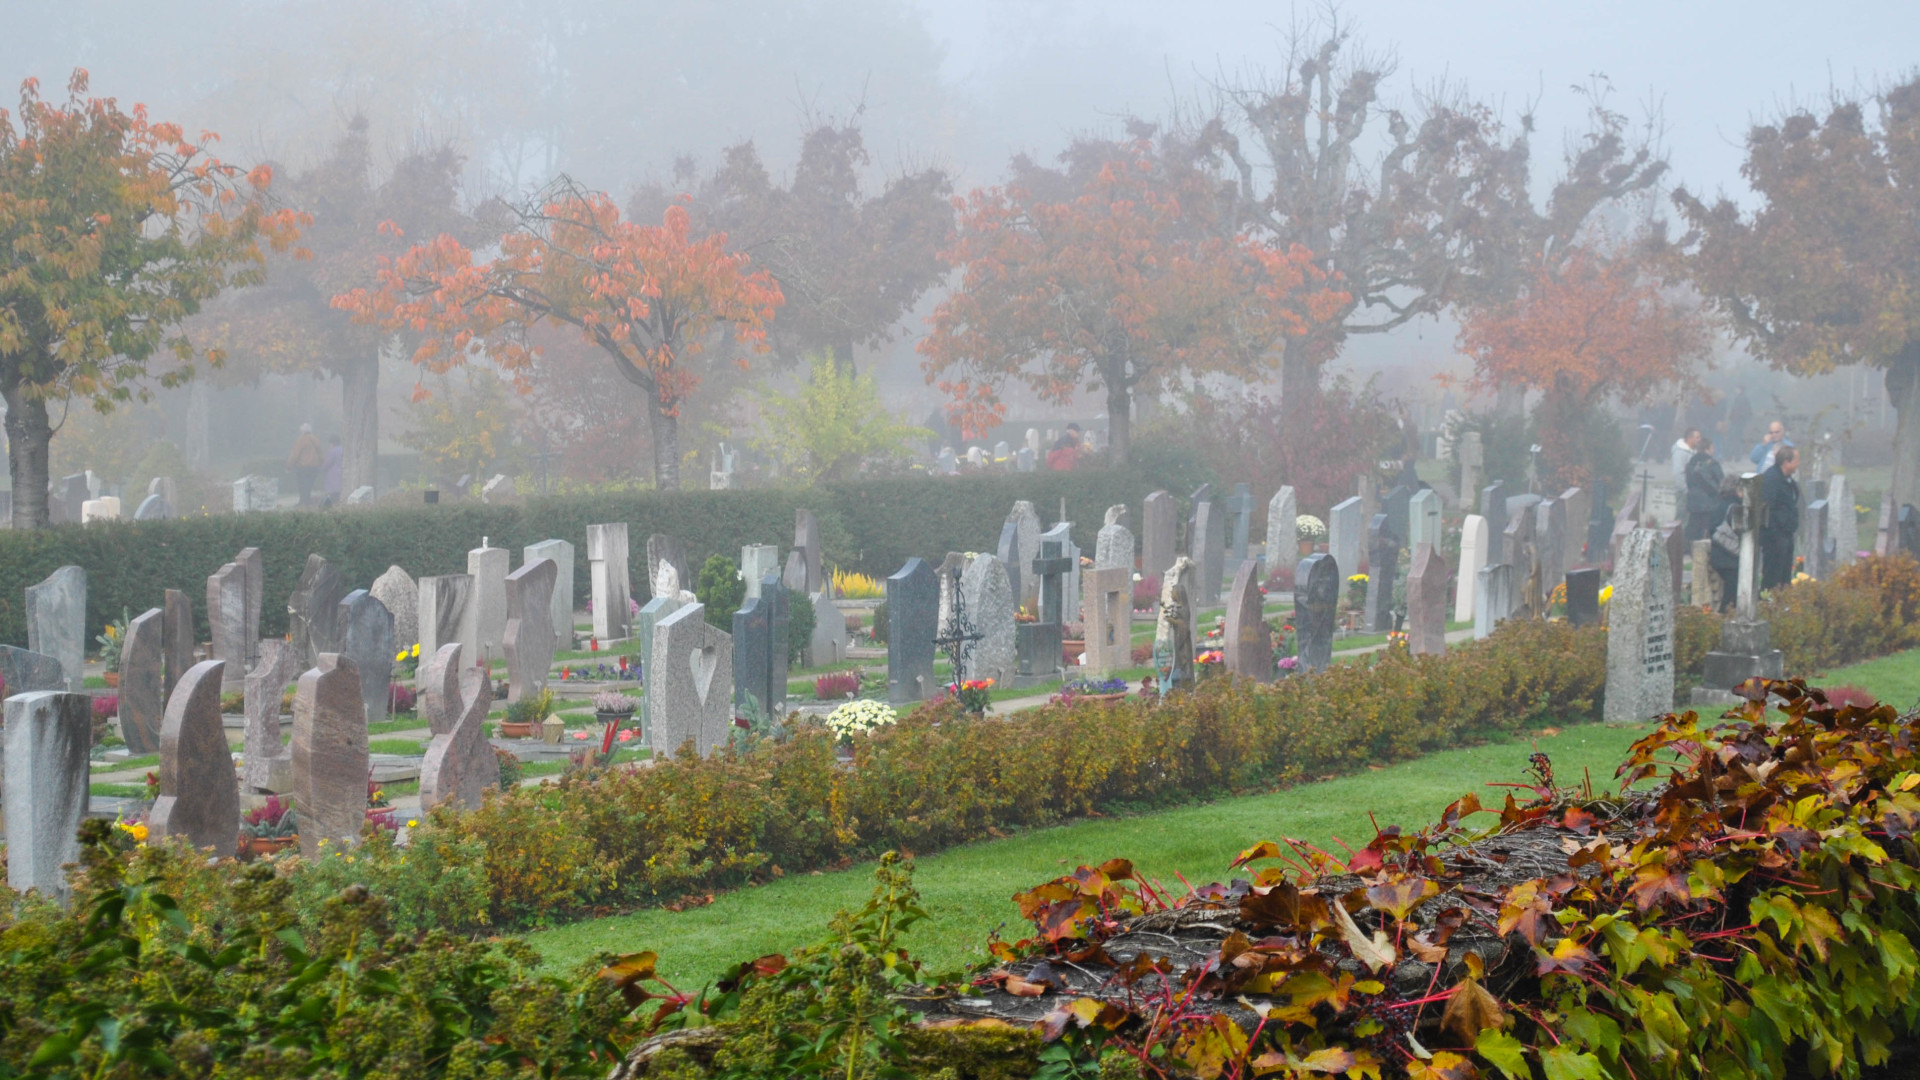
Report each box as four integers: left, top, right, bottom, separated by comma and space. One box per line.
1540, 1044, 1606, 1080
1475, 1028, 1531, 1080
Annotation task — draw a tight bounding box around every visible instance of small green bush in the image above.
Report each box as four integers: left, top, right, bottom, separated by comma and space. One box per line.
786, 586, 816, 660
696, 554, 744, 629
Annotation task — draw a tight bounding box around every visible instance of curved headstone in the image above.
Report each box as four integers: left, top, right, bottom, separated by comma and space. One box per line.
151, 660, 238, 855
26, 565, 86, 693
338, 590, 396, 726
370, 566, 420, 652
420, 644, 499, 811
292, 654, 368, 854
118, 608, 166, 755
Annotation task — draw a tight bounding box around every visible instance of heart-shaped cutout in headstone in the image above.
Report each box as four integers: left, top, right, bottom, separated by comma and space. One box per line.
690, 643, 718, 705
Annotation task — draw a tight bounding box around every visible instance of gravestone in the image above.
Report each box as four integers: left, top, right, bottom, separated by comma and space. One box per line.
162, 589, 193, 703
649, 603, 733, 759
3, 692, 91, 899
961, 554, 1018, 687
232, 474, 279, 512
1225, 483, 1255, 570
337, 591, 395, 727
1095, 505, 1135, 570
793, 510, 823, 595
1083, 565, 1132, 676
1141, 491, 1178, 579
1040, 521, 1080, 622
504, 558, 558, 704
1026, 428, 1043, 458
732, 575, 788, 720
207, 562, 249, 684
133, 493, 172, 520
468, 539, 510, 663
1016, 447, 1036, 471
935, 552, 968, 655
1690, 539, 1718, 609
25, 565, 85, 693
118, 608, 166, 755
148, 475, 176, 507
420, 643, 471, 738
1293, 553, 1338, 673
1480, 482, 1509, 565
292, 654, 369, 855
236, 547, 264, 665
1474, 563, 1514, 641
480, 474, 515, 502
1185, 483, 1212, 558
1005, 501, 1043, 611
1383, 486, 1413, 547
936, 447, 957, 474
1565, 568, 1601, 627
1901, 504, 1920, 557
0, 645, 65, 696
1607, 490, 1645, 568
634, 593, 684, 737
345, 486, 375, 505
1454, 514, 1489, 624
1534, 499, 1565, 608
370, 566, 419, 651
1406, 542, 1449, 656
1408, 489, 1442, 554
418, 574, 476, 661
1223, 560, 1273, 680
1559, 487, 1591, 567
1828, 475, 1857, 568
59, 474, 89, 520
1587, 480, 1616, 559
966, 446, 984, 467
1502, 511, 1537, 617
741, 544, 781, 600
1660, 523, 1686, 613
1458, 432, 1485, 505
886, 559, 938, 705
1364, 514, 1400, 633
1151, 557, 1197, 691
1264, 486, 1298, 578
588, 523, 633, 639
1876, 492, 1895, 556
1019, 540, 1072, 680
80, 495, 120, 523
808, 590, 847, 667
1328, 497, 1364, 584
1604, 529, 1675, 725
1357, 475, 1378, 532
419, 645, 499, 810
783, 550, 809, 594
993, 440, 1010, 462
1802, 499, 1830, 579
524, 539, 575, 642
646, 533, 691, 605
150, 659, 237, 855
994, 521, 1024, 609
287, 554, 347, 666
242, 640, 298, 794
1191, 500, 1228, 605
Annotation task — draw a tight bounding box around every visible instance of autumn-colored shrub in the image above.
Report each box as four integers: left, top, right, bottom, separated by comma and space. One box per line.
813, 671, 860, 700
1682, 554, 1920, 677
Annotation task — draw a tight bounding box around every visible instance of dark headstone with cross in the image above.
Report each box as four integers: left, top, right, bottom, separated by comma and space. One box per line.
1017, 539, 1074, 678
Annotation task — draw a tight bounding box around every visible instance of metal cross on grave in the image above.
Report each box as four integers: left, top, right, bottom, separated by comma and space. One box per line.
933, 567, 985, 686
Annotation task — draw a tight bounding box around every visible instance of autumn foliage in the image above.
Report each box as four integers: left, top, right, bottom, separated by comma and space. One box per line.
332, 183, 782, 488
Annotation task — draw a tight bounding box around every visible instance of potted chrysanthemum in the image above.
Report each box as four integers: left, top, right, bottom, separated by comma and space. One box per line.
825, 699, 897, 760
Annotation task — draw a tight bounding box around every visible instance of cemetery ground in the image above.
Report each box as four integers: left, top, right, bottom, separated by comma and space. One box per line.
529, 644, 1920, 991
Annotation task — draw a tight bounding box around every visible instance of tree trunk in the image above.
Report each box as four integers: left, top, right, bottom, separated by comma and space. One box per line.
1887, 347, 1920, 513
652, 403, 680, 490
340, 353, 380, 496
1106, 378, 1132, 468
2, 377, 53, 529
832, 337, 858, 376
1279, 345, 1322, 425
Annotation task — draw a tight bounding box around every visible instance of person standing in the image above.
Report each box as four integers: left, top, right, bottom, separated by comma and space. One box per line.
287, 424, 324, 506
321, 434, 345, 507
1046, 423, 1083, 471
1707, 475, 1742, 611
1759, 446, 1801, 590
1750, 419, 1793, 473
1684, 435, 1726, 541
1671, 427, 1701, 512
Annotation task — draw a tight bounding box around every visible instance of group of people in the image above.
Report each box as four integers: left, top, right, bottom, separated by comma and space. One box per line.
287, 424, 344, 507
1676, 420, 1802, 608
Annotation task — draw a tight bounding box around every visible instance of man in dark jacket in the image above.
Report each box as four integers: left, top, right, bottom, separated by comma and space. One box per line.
1683, 435, 1726, 542
1759, 446, 1801, 590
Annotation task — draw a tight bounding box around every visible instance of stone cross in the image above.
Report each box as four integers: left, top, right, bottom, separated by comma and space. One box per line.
793, 509, 823, 595
732, 574, 788, 720
1293, 553, 1339, 673
1363, 514, 1400, 633
885, 558, 937, 704
163, 588, 193, 703
646, 532, 690, 605
1041, 521, 1080, 620
588, 523, 633, 639
961, 554, 1017, 686
1191, 500, 1228, 605
151, 659, 238, 856
523, 539, 575, 643
1151, 556, 1196, 692
338, 590, 396, 727
1828, 474, 1857, 568
468, 538, 510, 663
1141, 491, 1177, 579
242, 640, 298, 795
420, 644, 499, 810
288, 554, 347, 667
1005, 501, 1043, 612
1264, 486, 1298, 579
292, 654, 369, 854
1480, 482, 1508, 566
1223, 560, 1273, 680
1565, 568, 1601, 627
1405, 542, 1449, 656
1604, 528, 1675, 725
370, 566, 420, 651
418, 574, 476, 661
1225, 483, 1255, 569
1473, 563, 1514, 641
741, 544, 781, 600
208, 561, 249, 684
1018, 541, 1072, 679
1453, 515, 1489, 624
26, 565, 85, 693
118, 607, 166, 755
504, 558, 558, 703
4, 691, 91, 900
1083, 565, 1132, 677
649, 603, 734, 759
1327, 497, 1364, 586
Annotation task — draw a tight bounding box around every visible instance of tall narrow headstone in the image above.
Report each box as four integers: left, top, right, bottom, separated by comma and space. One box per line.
1604, 529, 1674, 725
370, 566, 420, 651
1558, 487, 1591, 567
1534, 499, 1566, 607
1192, 501, 1228, 605
418, 574, 476, 661
1264, 486, 1298, 578
1151, 557, 1196, 691
1083, 565, 1132, 677
1405, 542, 1449, 656
150, 659, 238, 856
1453, 515, 1489, 624
1225, 483, 1255, 569
1223, 560, 1273, 680
1364, 514, 1400, 633
523, 539, 575, 643
420, 646, 498, 810
337, 591, 395, 727
118, 608, 166, 755
732, 575, 788, 720
208, 561, 249, 684
1503, 511, 1537, 617
1660, 523, 1686, 612
1293, 553, 1339, 674
235, 547, 264, 665
961, 554, 1018, 686
740, 544, 781, 600
468, 539, 510, 663
25, 565, 85, 693
646, 533, 691, 604
1041, 521, 1081, 622
1328, 497, 1364, 584
588, 523, 633, 639
504, 558, 558, 704
1408, 489, 1442, 554
1383, 486, 1414, 547
4, 692, 91, 899
1802, 498, 1830, 579
1690, 538, 1718, 609
162, 588, 193, 703
1565, 568, 1601, 627
1458, 432, 1485, 507
808, 590, 848, 667
793, 510, 823, 595
1006, 501, 1043, 611
1141, 491, 1177, 579
1480, 482, 1509, 566
292, 654, 369, 854
1827, 474, 1857, 567
649, 603, 733, 759
1185, 483, 1213, 559
994, 521, 1024, 610
1474, 564, 1513, 641
886, 558, 937, 705
287, 554, 347, 666
242, 640, 298, 794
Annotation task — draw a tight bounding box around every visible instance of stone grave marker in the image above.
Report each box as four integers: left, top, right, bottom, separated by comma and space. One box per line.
809, 590, 847, 667
732, 574, 788, 720
793, 510, 823, 595
418, 574, 476, 661
1328, 497, 1364, 585
1565, 568, 1601, 627
1383, 485, 1413, 547
0, 645, 66, 696
1454, 514, 1489, 624
1040, 521, 1080, 621
345, 486, 375, 505
1184, 483, 1212, 559
26, 565, 85, 693
80, 495, 121, 523
936, 552, 967, 644
1225, 483, 1254, 569
1407, 488, 1442, 555
966, 446, 984, 467
1364, 514, 1400, 633
1223, 559, 1273, 681
337, 591, 395, 727
1141, 491, 1177, 579
133, 493, 172, 520
480, 474, 515, 502
524, 539, 574, 641
1503, 510, 1537, 616
741, 544, 781, 600
1016, 447, 1035, 471
420, 646, 498, 811
994, 520, 1024, 608
207, 561, 249, 683
1406, 542, 1449, 656
504, 558, 558, 703
1458, 432, 1485, 504
993, 439, 1010, 462
370, 566, 419, 651
1151, 556, 1196, 691
162, 588, 193, 703
1605, 529, 1675, 725
1660, 522, 1686, 613
1474, 563, 1514, 641
292, 654, 369, 854
936, 447, 957, 474
1006, 501, 1043, 611
1534, 499, 1565, 607
1901, 504, 1920, 557
288, 554, 347, 666
150, 659, 238, 855
1083, 565, 1132, 676
1607, 489, 1645, 568
646, 533, 690, 605
1480, 482, 1509, 565
586, 523, 634, 640
468, 538, 510, 663
1828, 474, 1857, 567
1095, 505, 1135, 570
1876, 492, 1895, 556
1803, 498, 1830, 579
961, 554, 1017, 686
1264, 486, 1297, 578
60, 473, 91, 520
242, 640, 298, 794
1690, 538, 1717, 609
1358, 474, 1378, 531
1019, 541, 1072, 680
236, 547, 264, 665
1559, 487, 1591, 567
4, 692, 91, 899
1027, 428, 1043, 457
118, 608, 166, 755
649, 603, 733, 759
886, 558, 938, 705
1192, 500, 1228, 605
1293, 553, 1338, 673
419, 643, 469, 738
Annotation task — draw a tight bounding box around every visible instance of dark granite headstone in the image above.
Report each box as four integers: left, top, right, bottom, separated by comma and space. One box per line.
732, 574, 788, 720
1293, 553, 1339, 673
150, 660, 238, 856
163, 588, 194, 704
0, 645, 66, 696
337, 590, 396, 727
288, 553, 347, 665
885, 558, 937, 705
1364, 514, 1400, 633
1565, 568, 1602, 627
118, 608, 166, 755
1017, 540, 1072, 678
1225, 482, 1255, 568
1480, 481, 1508, 565
1383, 485, 1413, 550
504, 558, 558, 703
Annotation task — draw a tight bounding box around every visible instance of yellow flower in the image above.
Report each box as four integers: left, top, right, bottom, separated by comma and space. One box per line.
1599, 585, 1614, 605
395, 650, 408, 663
412, 643, 421, 658
407, 819, 418, 828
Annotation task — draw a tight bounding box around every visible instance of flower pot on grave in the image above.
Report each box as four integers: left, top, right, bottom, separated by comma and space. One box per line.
596, 709, 635, 728
103, 671, 120, 689
244, 835, 297, 858
499, 721, 536, 739
1298, 540, 1315, 556
1061, 640, 1086, 664
1083, 692, 1127, 705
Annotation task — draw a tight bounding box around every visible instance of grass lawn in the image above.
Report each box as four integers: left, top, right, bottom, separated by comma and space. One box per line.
369, 737, 427, 756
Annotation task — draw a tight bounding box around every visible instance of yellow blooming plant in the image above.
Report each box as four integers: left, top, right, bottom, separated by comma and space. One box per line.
832, 568, 884, 600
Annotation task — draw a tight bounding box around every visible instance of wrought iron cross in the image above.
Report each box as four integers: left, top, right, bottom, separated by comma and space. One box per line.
933, 569, 984, 686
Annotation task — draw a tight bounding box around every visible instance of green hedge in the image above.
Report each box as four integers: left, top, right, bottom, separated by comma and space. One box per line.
0, 468, 1184, 647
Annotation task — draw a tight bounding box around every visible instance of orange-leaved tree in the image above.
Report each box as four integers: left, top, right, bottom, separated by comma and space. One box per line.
332, 179, 782, 488
0, 70, 306, 528
1458, 248, 1709, 487
918, 132, 1347, 465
